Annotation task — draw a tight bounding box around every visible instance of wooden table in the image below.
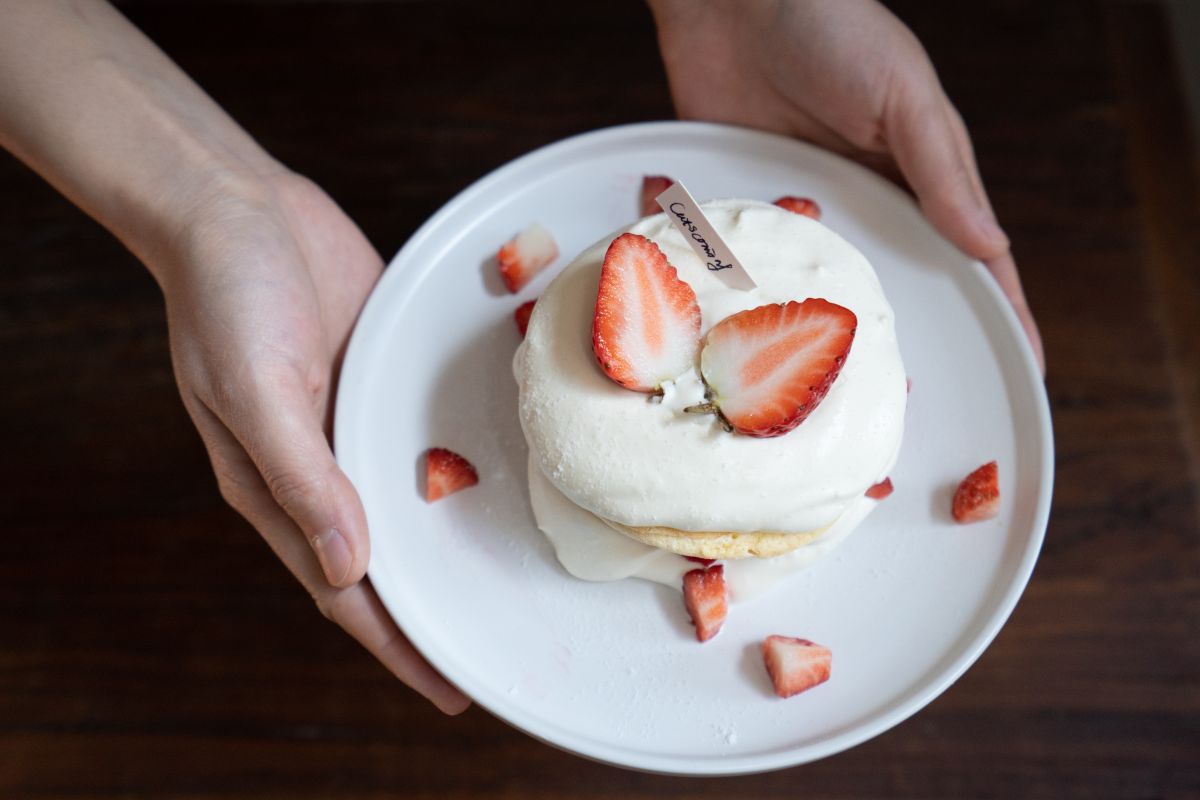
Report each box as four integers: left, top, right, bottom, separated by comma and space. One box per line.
3, 2, 1197, 796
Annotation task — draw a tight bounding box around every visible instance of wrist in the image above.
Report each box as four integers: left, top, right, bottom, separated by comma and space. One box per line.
123, 147, 286, 286
0, 0, 287, 285
143, 163, 313, 308
79, 50, 287, 278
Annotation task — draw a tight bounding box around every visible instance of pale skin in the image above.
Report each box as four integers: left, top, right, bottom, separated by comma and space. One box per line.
0, 0, 1043, 714
649, 0, 1045, 371
0, 0, 469, 715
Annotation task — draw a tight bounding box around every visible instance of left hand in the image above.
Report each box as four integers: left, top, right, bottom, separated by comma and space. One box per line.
649, 0, 1045, 372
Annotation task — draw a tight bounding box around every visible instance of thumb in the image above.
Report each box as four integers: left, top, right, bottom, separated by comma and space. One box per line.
889, 91, 1046, 374
889, 92, 1010, 262
230, 370, 370, 588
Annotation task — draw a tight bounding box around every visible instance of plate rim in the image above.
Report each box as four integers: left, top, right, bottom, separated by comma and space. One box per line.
334, 120, 1055, 775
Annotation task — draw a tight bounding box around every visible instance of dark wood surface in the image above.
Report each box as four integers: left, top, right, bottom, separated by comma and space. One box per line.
2, 1, 1198, 797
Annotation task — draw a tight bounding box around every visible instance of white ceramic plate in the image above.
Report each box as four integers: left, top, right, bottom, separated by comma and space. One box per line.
334, 122, 1053, 775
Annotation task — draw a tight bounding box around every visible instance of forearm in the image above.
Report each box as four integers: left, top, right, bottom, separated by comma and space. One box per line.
0, 0, 281, 275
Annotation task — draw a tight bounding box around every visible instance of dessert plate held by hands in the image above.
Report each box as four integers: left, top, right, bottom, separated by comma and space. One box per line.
334, 121, 1053, 775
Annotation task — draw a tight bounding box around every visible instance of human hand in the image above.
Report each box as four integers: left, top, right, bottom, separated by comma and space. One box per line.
0, 0, 467, 713
649, 0, 1045, 372
161, 171, 470, 715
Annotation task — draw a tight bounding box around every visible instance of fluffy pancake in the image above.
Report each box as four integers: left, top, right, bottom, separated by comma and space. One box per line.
602, 519, 831, 560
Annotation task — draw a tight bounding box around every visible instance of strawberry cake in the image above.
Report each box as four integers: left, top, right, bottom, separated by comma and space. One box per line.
513, 199, 906, 597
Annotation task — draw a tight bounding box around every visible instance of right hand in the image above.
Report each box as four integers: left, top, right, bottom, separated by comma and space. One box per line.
161, 170, 471, 715
0, 0, 468, 714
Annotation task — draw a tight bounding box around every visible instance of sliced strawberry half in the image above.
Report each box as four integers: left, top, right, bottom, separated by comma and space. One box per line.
514, 298, 537, 338
497, 222, 558, 293
686, 299, 856, 437
592, 233, 701, 392
682, 564, 727, 642
425, 447, 479, 502
640, 175, 675, 217
865, 477, 894, 500
683, 555, 716, 567
774, 196, 822, 220
762, 635, 832, 698
952, 460, 999, 523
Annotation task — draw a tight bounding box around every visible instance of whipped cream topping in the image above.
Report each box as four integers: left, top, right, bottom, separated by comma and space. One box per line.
514, 199, 906, 536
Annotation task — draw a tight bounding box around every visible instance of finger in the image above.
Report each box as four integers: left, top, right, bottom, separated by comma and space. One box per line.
943, 104, 989, 213
888, 90, 1011, 262
943, 109, 1045, 371
324, 580, 473, 716
220, 364, 369, 588
982, 250, 1047, 375
187, 395, 471, 714
889, 92, 1045, 373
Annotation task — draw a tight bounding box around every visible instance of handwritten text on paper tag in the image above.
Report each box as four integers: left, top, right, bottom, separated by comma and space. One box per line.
655, 182, 756, 290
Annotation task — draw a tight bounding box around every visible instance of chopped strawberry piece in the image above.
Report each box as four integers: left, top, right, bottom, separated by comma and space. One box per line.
762, 635, 832, 698
688, 299, 856, 437
682, 564, 727, 642
774, 196, 822, 220
683, 555, 716, 567
425, 447, 479, 502
514, 298, 537, 338
952, 461, 1000, 523
865, 477, 894, 500
640, 175, 675, 217
592, 233, 701, 392
497, 223, 558, 293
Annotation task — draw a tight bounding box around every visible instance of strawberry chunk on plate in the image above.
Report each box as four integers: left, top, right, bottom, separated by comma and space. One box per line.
498, 222, 558, 293
514, 298, 537, 338
686, 299, 857, 437
865, 477, 894, 500
762, 635, 832, 698
682, 564, 727, 642
773, 196, 821, 220
425, 447, 479, 502
592, 233, 701, 392
952, 461, 1000, 523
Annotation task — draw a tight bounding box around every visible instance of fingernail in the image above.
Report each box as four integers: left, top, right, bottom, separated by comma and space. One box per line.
974, 211, 1009, 251
312, 528, 353, 586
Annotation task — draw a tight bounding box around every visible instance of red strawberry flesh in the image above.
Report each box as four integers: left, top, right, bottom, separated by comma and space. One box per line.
514, 299, 536, 338
952, 461, 999, 523
762, 635, 832, 698
694, 299, 856, 437
682, 564, 727, 642
865, 477, 894, 500
774, 196, 822, 220
425, 447, 479, 502
640, 175, 675, 217
498, 222, 558, 293
592, 233, 701, 392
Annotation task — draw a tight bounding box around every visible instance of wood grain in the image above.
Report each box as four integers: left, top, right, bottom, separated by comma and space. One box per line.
1106, 2, 1200, 500
1, 1, 1197, 797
